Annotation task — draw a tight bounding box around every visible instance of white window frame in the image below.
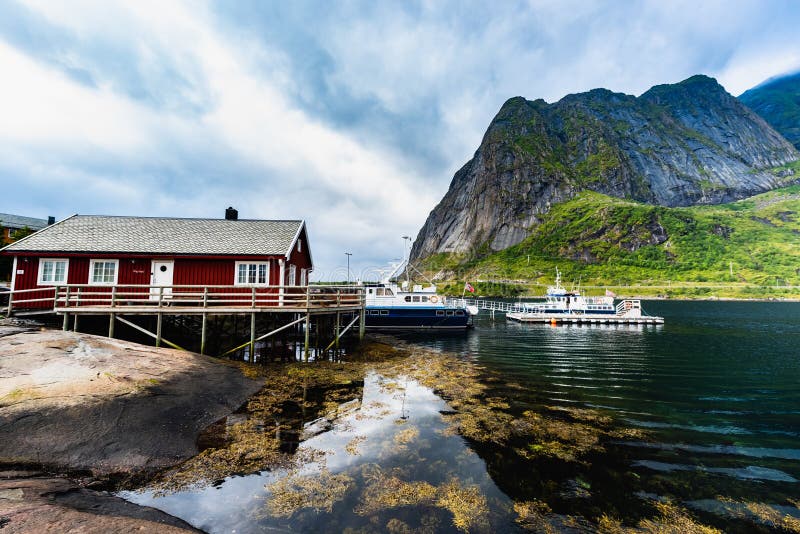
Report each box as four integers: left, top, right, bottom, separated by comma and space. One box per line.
299, 268, 307, 287
234, 261, 271, 286
288, 264, 297, 286
37, 258, 69, 286
88, 259, 119, 286
297, 239, 302, 253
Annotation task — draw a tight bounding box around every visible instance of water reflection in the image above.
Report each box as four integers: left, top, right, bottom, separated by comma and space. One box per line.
122, 371, 520, 533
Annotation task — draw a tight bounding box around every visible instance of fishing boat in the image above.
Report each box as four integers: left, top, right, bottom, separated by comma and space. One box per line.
364, 261, 478, 330
522, 268, 616, 315
507, 268, 664, 324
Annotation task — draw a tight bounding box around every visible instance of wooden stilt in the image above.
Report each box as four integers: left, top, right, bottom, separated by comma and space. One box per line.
200, 313, 207, 355
73, 314, 79, 333
108, 313, 115, 338
335, 312, 340, 351
156, 313, 163, 348
249, 312, 256, 363
63, 312, 69, 331
359, 309, 366, 340
304, 312, 311, 362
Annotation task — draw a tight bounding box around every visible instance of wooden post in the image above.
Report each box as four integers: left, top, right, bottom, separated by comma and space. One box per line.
62, 313, 69, 331
73, 314, 79, 333
53, 285, 59, 311
250, 312, 256, 362
201, 288, 208, 356
108, 314, 115, 338
335, 312, 340, 351
200, 313, 208, 355
358, 288, 367, 341
304, 313, 311, 362
156, 313, 163, 347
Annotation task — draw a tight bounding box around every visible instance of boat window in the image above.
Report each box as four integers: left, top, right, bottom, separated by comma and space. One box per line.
384, 288, 394, 296
412, 296, 420, 302
376, 288, 385, 296
436, 310, 445, 316
380, 310, 389, 315
404, 296, 412, 302
368, 289, 373, 294
455, 310, 464, 316
421, 296, 428, 302
446, 310, 454, 316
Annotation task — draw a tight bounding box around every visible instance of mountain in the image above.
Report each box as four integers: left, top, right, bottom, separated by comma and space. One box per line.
740, 71, 800, 149
411, 75, 799, 262
428, 185, 800, 297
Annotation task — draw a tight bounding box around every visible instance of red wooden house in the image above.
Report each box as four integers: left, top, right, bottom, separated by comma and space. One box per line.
1, 209, 313, 309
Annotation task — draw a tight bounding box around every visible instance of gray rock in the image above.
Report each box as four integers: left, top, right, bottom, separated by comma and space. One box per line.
0, 330, 262, 478
0, 476, 202, 533
411, 75, 799, 260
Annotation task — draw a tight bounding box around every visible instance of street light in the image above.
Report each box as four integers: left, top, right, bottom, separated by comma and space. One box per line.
345, 252, 352, 284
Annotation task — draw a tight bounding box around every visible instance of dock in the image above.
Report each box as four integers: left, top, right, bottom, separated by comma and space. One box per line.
506, 312, 664, 325
2, 284, 365, 359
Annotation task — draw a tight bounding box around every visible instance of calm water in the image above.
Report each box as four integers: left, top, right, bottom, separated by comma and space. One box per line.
124, 300, 800, 531
405, 300, 800, 522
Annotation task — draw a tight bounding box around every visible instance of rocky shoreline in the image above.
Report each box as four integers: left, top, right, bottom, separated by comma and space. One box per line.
0, 325, 262, 532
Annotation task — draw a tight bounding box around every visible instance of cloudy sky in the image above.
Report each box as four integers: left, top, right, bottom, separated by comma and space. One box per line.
1, 0, 799, 279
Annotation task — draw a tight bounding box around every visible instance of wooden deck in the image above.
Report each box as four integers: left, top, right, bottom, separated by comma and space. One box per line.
3, 284, 366, 358
4, 284, 364, 316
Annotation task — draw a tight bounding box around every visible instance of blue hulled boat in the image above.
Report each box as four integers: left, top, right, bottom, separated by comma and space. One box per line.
363, 263, 477, 330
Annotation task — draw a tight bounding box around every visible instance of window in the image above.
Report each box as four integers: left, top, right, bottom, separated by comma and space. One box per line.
446, 310, 454, 316
89, 260, 118, 285
299, 268, 307, 286
380, 310, 389, 315
297, 239, 302, 252
436, 310, 445, 317
235, 262, 270, 286
421, 296, 428, 302
288, 264, 297, 286
384, 288, 394, 296
455, 310, 465, 316
38, 259, 68, 285
404, 296, 411, 302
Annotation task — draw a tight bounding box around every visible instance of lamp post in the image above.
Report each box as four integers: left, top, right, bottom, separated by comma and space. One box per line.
345, 252, 352, 284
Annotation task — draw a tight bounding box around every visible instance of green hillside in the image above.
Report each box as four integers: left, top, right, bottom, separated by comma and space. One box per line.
423, 180, 800, 299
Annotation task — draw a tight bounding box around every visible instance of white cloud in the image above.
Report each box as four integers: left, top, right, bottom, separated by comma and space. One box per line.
3, 0, 800, 273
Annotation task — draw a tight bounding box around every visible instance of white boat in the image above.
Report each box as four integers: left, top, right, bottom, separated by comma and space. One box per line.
522, 268, 616, 315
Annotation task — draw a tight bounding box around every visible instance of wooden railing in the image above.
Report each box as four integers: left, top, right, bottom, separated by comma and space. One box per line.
1, 284, 365, 314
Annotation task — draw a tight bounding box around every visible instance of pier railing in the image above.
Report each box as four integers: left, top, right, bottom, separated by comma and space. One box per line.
1, 284, 365, 315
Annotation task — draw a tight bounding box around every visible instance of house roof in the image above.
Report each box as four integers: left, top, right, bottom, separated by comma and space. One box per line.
1, 215, 306, 258
0, 213, 48, 230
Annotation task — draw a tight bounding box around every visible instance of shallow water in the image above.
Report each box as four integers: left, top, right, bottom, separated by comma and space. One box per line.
122, 300, 800, 531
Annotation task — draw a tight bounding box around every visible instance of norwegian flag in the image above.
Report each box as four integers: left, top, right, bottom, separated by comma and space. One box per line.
465, 282, 476, 293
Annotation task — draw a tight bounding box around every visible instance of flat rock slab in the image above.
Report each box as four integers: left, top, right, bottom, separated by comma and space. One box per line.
0, 330, 262, 477
0, 476, 202, 533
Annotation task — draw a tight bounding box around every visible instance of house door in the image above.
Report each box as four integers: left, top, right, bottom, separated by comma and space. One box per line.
150, 260, 174, 301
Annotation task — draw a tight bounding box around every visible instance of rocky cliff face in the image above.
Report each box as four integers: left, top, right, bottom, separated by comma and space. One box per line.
412, 75, 799, 261
740, 71, 800, 149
